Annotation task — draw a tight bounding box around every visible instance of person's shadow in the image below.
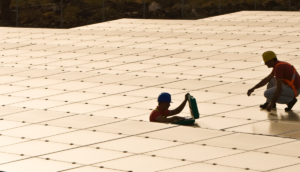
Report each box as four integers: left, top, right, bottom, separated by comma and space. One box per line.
192, 122, 201, 128
268, 108, 300, 123
264, 108, 300, 136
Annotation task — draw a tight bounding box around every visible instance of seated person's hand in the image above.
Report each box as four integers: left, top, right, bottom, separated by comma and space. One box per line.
185, 93, 190, 101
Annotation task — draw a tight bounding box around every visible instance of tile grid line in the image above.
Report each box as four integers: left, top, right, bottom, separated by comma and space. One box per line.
0, 124, 179, 166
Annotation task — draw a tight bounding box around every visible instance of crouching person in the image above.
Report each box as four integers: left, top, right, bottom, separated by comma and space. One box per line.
150, 92, 190, 123
247, 51, 300, 111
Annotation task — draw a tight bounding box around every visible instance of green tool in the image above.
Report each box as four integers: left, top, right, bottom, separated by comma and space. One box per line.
172, 95, 200, 125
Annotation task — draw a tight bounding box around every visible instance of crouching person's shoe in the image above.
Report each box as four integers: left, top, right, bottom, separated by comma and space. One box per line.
260, 102, 276, 109
285, 98, 298, 111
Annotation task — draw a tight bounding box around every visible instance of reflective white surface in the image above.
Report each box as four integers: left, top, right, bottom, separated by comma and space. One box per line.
0, 11, 300, 172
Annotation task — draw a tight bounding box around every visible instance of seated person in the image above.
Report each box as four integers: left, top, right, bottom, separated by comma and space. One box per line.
150, 92, 190, 123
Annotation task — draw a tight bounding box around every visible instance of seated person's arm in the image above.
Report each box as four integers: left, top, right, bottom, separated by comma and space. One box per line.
169, 93, 190, 116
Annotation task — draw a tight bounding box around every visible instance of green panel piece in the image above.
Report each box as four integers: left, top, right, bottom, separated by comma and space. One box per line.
172, 118, 195, 125
188, 95, 200, 119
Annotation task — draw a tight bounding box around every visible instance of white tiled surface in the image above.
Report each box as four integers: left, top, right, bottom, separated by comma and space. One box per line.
0, 11, 300, 172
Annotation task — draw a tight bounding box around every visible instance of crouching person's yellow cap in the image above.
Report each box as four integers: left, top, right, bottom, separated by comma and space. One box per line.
262, 51, 276, 64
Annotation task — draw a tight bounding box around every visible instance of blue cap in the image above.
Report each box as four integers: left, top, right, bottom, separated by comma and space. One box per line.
158, 92, 172, 103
